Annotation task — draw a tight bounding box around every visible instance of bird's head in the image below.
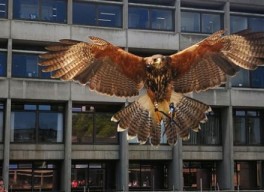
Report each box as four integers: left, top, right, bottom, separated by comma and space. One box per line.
144, 54, 169, 69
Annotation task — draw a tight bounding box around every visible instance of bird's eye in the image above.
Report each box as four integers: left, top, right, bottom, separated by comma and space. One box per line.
153, 58, 157, 62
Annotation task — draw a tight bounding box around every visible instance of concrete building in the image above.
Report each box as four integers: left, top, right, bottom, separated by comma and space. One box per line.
0, 0, 264, 191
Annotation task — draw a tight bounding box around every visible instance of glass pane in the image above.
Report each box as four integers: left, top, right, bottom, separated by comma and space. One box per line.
0, 111, 3, 142
129, 164, 140, 188
230, 16, 248, 33
231, 69, 250, 87
11, 112, 36, 142
248, 117, 261, 145
251, 67, 264, 88
33, 169, 55, 190
41, 0, 67, 23
13, 0, 39, 20
89, 169, 104, 188
234, 117, 246, 145
9, 168, 33, 189
201, 13, 221, 33
151, 9, 173, 31
72, 113, 93, 143
0, 0, 7, 18
181, 12, 200, 32
128, 7, 149, 29
94, 113, 118, 143
0, 52, 6, 76
141, 165, 151, 188
73, 2, 96, 25
12, 53, 39, 78
249, 17, 264, 32
97, 5, 122, 27
39, 112, 63, 143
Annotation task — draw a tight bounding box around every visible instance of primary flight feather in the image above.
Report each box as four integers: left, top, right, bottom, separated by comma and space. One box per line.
39, 30, 264, 146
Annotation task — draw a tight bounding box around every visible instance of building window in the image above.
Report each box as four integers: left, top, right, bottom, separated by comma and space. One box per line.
71, 161, 116, 192
73, 1, 122, 28
181, 11, 222, 33
184, 161, 217, 191
9, 161, 60, 191
0, 103, 3, 143
13, 0, 67, 23
72, 103, 121, 144
183, 109, 221, 145
12, 52, 51, 79
128, 6, 174, 31
11, 103, 64, 143
129, 161, 169, 191
231, 67, 264, 88
0, 52, 7, 77
233, 109, 264, 145
231, 15, 264, 33
234, 161, 261, 190
0, 0, 7, 18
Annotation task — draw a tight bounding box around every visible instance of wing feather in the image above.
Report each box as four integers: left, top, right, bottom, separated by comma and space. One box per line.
170, 30, 264, 93
39, 37, 146, 97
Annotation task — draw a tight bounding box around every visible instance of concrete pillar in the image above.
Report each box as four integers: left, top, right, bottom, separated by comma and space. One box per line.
67, 0, 73, 25
217, 106, 234, 190
2, 98, 10, 189
63, 99, 72, 192
224, 1, 230, 34
175, 0, 181, 33
116, 99, 129, 191
170, 139, 183, 191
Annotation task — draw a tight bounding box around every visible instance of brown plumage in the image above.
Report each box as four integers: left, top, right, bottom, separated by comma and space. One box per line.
39, 30, 264, 146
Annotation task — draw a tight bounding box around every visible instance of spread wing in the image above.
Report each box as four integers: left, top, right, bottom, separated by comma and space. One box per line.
39, 37, 146, 97
170, 30, 264, 93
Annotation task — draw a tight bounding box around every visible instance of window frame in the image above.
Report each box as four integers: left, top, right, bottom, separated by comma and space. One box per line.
12, 51, 52, 79
181, 10, 223, 34
13, 0, 67, 23
0, 0, 7, 18
73, 0, 123, 28
233, 109, 264, 146
72, 103, 122, 145
128, 4, 174, 31
11, 103, 65, 144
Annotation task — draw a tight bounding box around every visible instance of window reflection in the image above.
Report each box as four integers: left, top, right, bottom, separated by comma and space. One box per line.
233, 109, 264, 145
181, 11, 222, 33
72, 103, 121, 144
184, 161, 217, 191
0, 52, 7, 77
73, 1, 122, 28
12, 53, 51, 79
13, 0, 67, 23
129, 162, 169, 191
128, 7, 173, 31
9, 161, 60, 191
71, 162, 115, 192
231, 15, 264, 33
11, 103, 64, 143
0, 0, 7, 18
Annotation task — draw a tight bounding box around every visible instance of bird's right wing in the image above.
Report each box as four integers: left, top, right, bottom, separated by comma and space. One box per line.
39, 37, 146, 97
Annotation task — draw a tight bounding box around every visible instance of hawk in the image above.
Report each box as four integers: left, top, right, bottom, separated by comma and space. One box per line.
39, 30, 264, 146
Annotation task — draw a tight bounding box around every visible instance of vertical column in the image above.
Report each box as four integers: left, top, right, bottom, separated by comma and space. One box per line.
63, 99, 72, 192
175, 0, 181, 33
170, 139, 183, 191
217, 107, 234, 190
116, 99, 129, 192
67, 0, 73, 25
2, 38, 12, 188
3, 99, 10, 189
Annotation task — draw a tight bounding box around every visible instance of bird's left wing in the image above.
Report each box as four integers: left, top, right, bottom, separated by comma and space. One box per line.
39, 37, 146, 97
170, 30, 264, 93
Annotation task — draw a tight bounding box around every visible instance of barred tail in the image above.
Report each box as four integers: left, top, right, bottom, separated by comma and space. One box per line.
111, 94, 162, 146
164, 92, 211, 145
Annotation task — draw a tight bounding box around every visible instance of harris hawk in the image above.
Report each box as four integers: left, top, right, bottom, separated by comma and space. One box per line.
39, 30, 264, 146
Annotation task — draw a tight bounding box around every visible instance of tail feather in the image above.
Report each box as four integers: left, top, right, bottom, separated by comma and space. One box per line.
112, 92, 211, 146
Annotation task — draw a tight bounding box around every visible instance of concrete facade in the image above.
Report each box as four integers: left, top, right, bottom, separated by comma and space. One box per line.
0, 0, 264, 191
